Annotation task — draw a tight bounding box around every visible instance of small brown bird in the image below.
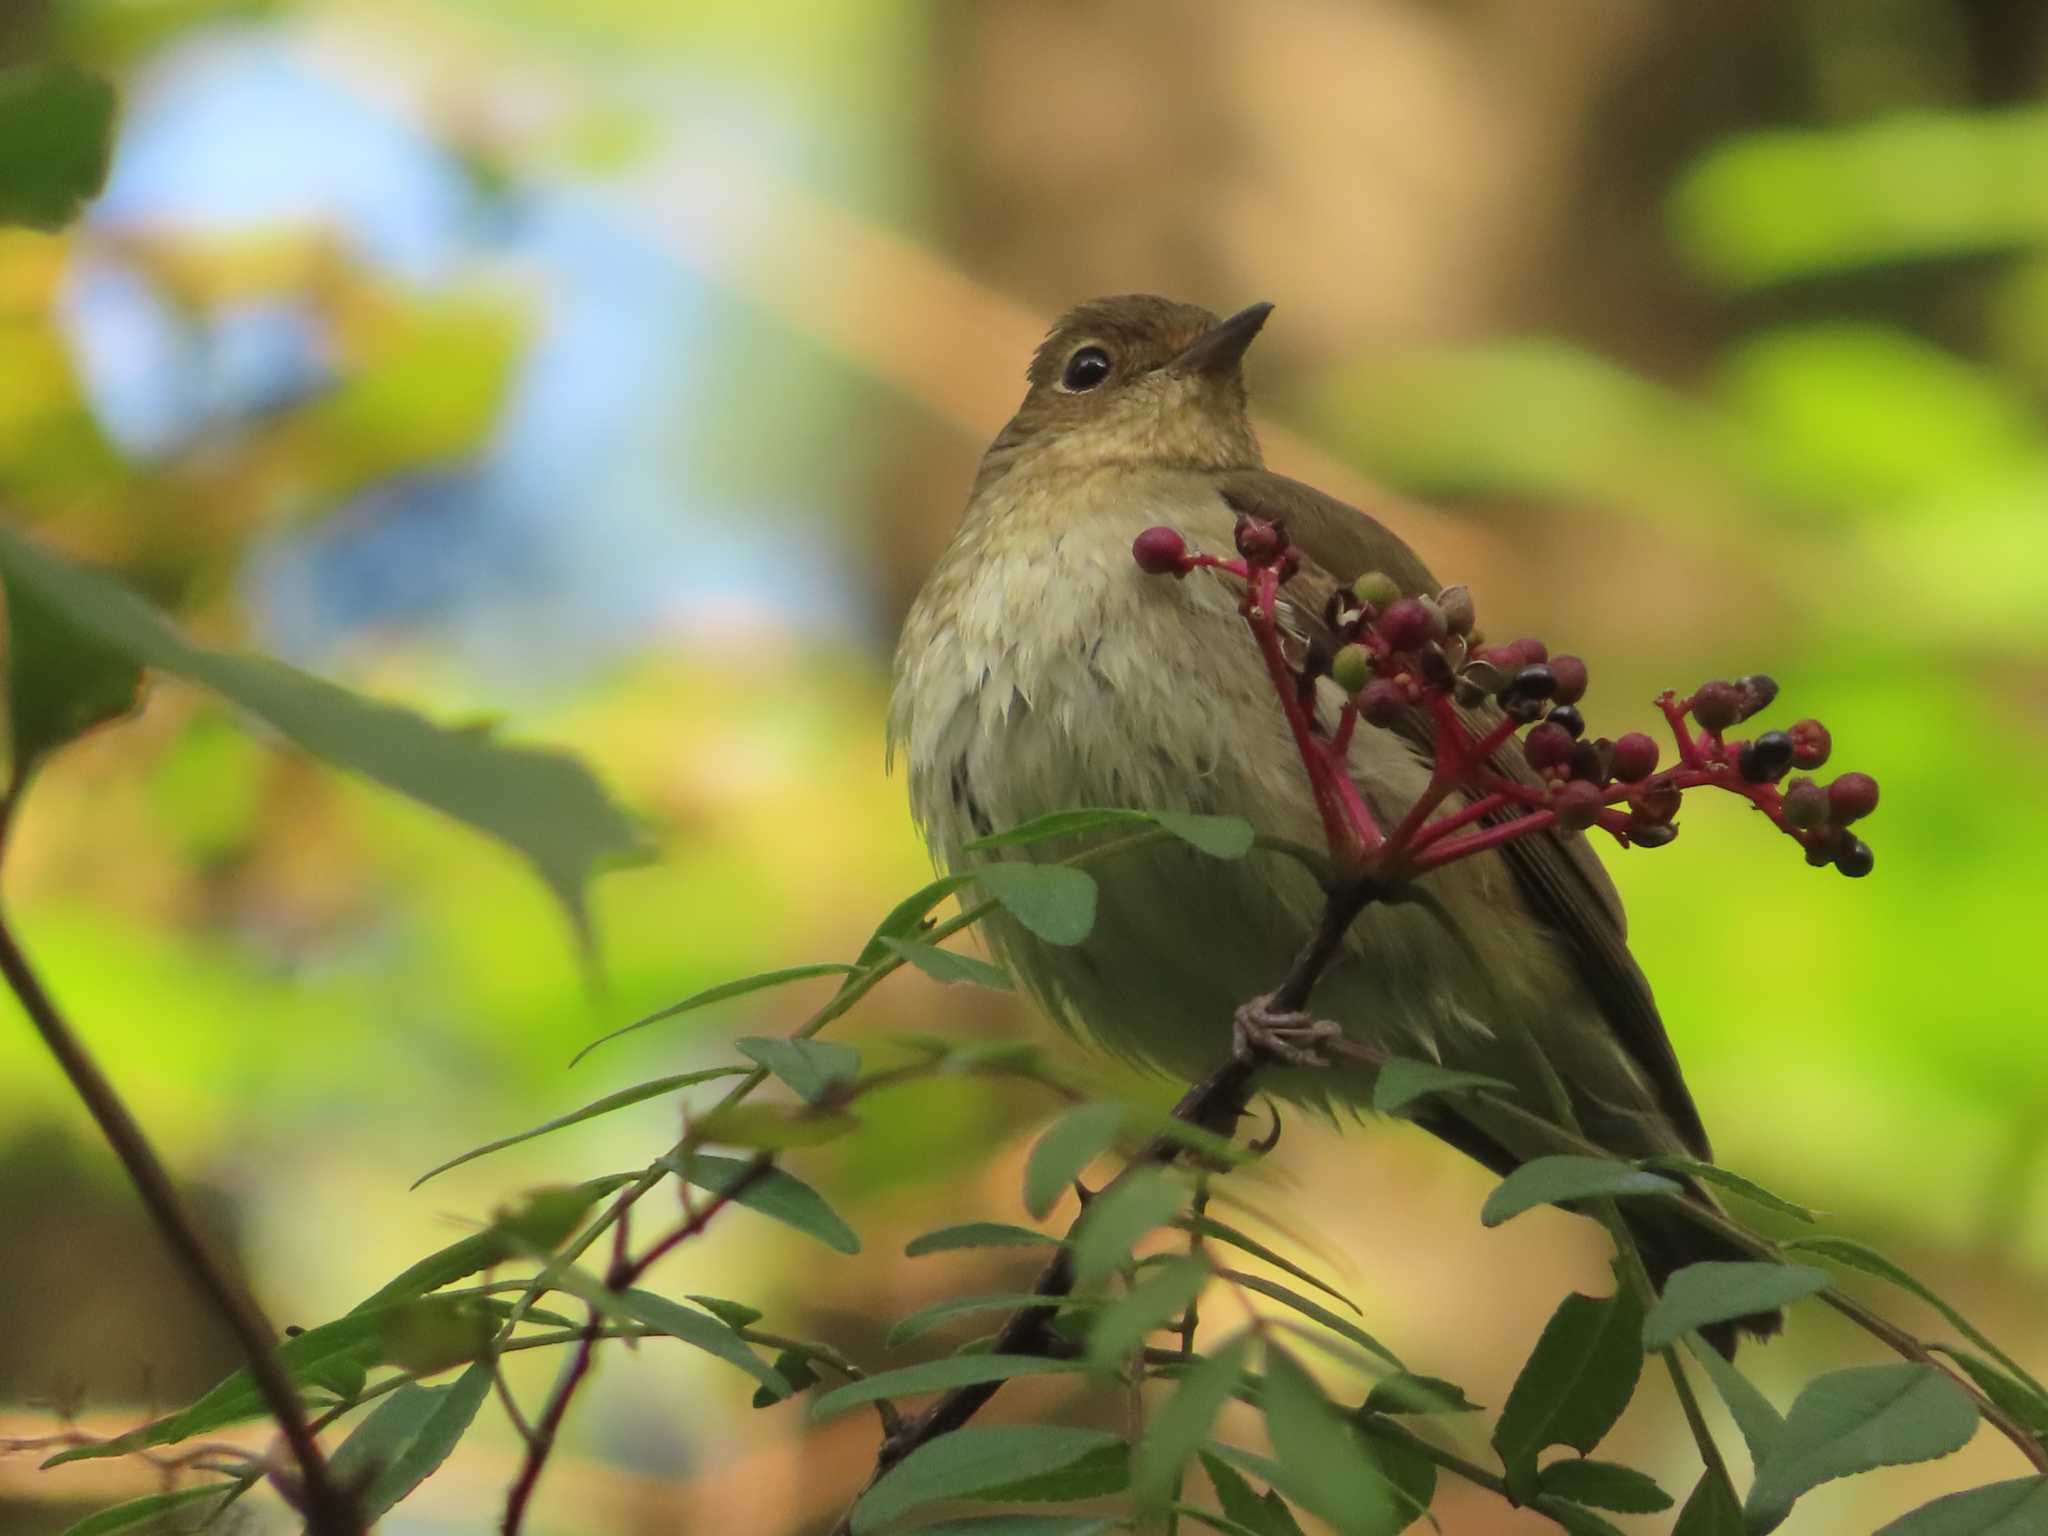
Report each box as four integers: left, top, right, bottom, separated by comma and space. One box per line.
889, 295, 1773, 1349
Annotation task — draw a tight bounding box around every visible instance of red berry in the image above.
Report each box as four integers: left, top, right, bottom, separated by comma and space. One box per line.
1628, 819, 1679, 848
1828, 772, 1879, 824
1553, 779, 1605, 830
1781, 777, 1828, 829
1548, 654, 1588, 706
1610, 731, 1660, 782
1523, 721, 1574, 773
1510, 637, 1549, 665
1234, 517, 1284, 564
1360, 678, 1408, 727
1473, 644, 1520, 673
1691, 681, 1742, 732
1378, 598, 1434, 652
1276, 546, 1302, 583
1131, 526, 1187, 575
1736, 674, 1779, 721
1632, 774, 1682, 824
1788, 718, 1832, 769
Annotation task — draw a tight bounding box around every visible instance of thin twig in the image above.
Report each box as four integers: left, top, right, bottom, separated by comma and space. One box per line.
0, 801, 359, 1535
499, 1152, 776, 1535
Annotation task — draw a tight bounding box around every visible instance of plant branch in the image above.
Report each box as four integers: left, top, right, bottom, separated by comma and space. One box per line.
500, 1152, 776, 1535
0, 887, 359, 1535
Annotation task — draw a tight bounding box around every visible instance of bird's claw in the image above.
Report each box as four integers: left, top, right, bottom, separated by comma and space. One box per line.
1233, 995, 1342, 1067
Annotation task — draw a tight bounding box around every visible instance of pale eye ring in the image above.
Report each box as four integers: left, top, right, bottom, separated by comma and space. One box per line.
1060, 345, 1112, 392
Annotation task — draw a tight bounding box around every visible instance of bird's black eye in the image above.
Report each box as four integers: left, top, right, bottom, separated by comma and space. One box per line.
1061, 345, 1112, 392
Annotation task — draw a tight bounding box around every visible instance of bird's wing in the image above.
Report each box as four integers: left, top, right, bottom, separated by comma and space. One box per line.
1214, 468, 1711, 1159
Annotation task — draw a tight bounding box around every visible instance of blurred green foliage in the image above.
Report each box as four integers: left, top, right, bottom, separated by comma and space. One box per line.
0, 1, 2044, 1532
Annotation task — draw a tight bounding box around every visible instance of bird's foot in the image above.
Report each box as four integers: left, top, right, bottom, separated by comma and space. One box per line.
1232, 995, 1342, 1068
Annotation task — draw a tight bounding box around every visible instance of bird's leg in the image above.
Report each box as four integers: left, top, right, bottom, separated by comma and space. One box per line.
1232, 993, 1344, 1068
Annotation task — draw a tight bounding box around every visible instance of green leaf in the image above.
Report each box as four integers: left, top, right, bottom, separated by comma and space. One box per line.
1361, 1371, 1481, 1415
1087, 1256, 1208, 1371
1745, 1364, 1979, 1528
4, 552, 142, 784
686, 1294, 764, 1329
888, 1292, 1092, 1349
976, 861, 1099, 945
881, 935, 1014, 990
1135, 1334, 1252, 1507
1784, 1236, 2047, 1397
1023, 1101, 1128, 1219
571, 965, 855, 1065
1149, 810, 1257, 858
1537, 1459, 1672, 1513
1642, 1262, 1829, 1350
1640, 1157, 1820, 1223
374, 1297, 496, 1377
328, 1363, 491, 1519
968, 807, 1254, 859
485, 1184, 609, 1255
609, 1289, 789, 1396
1540, 1504, 1627, 1536
1361, 1431, 1437, 1528
811, 1356, 1081, 1422
882, 1520, 1121, 1536
1684, 1335, 1786, 1470
1260, 1348, 1401, 1536
1672, 1468, 1745, 1536
1936, 1349, 2048, 1438
857, 874, 979, 966
1227, 1272, 1401, 1367
667, 1152, 860, 1254
1177, 1214, 1357, 1313
1479, 1156, 1682, 1227
1072, 1171, 1188, 1287
0, 64, 115, 230
0, 530, 642, 937
850, 1426, 1126, 1534
736, 1036, 862, 1104
692, 1102, 857, 1149
412, 1068, 747, 1187
57, 1483, 236, 1536
907, 1222, 1063, 1257
975, 1440, 1132, 1503
754, 1348, 821, 1408
1873, 1477, 2048, 1535
45, 1313, 384, 1466
351, 1174, 636, 1317
1370, 1056, 1513, 1116
1491, 1289, 1645, 1494
1200, 1449, 1306, 1536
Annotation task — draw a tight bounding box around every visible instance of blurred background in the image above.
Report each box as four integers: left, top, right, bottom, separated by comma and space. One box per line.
2, 1, 2046, 1531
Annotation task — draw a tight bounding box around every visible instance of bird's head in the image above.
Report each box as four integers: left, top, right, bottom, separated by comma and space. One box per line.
978, 295, 1271, 489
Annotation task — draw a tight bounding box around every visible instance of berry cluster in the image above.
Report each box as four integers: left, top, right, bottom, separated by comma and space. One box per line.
1131, 512, 1879, 881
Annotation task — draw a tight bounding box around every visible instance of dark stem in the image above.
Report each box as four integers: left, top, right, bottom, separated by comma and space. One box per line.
826, 885, 1378, 1536
0, 901, 358, 1535
500, 1151, 776, 1535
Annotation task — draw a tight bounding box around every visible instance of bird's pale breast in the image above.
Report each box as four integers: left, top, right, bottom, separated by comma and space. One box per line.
890, 465, 1673, 1151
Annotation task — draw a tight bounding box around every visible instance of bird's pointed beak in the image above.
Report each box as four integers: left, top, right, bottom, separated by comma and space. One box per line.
1172, 302, 1274, 376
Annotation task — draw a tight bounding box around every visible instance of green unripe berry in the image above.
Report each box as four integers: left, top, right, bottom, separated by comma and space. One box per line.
1331, 643, 1374, 694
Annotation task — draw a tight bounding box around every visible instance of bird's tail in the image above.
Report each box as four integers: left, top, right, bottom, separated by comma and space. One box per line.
1625, 1188, 1784, 1359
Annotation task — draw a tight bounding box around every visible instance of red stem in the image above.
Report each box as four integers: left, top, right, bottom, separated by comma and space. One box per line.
501, 1153, 775, 1534
1238, 568, 1382, 865
1411, 808, 1560, 872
